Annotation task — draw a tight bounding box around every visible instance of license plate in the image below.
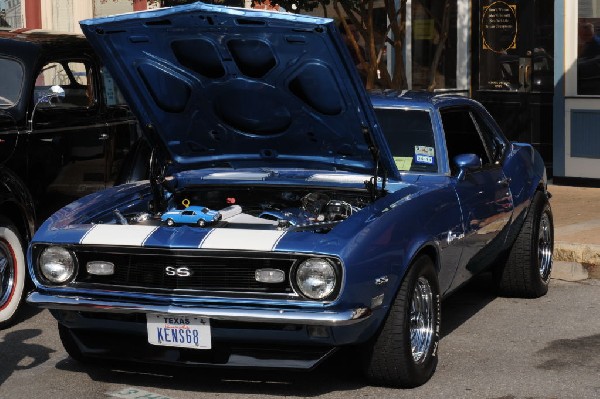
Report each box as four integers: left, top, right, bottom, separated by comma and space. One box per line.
146, 313, 211, 349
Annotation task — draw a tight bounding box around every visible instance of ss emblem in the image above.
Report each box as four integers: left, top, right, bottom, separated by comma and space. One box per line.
165, 266, 192, 277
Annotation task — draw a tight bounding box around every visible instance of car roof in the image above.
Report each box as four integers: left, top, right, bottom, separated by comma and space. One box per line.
0, 28, 88, 49
369, 90, 479, 111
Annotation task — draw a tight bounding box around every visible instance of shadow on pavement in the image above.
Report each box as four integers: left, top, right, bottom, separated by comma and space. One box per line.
0, 328, 55, 386
53, 275, 498, 396
441, 273, 497, 338
8, 301, 45, 327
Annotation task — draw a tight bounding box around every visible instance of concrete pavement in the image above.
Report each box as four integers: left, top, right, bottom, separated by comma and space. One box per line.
549, 183, 600, 280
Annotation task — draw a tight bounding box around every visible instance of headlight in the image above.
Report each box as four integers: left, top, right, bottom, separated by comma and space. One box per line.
39, 246, 76, 284
295, 258, 337, 300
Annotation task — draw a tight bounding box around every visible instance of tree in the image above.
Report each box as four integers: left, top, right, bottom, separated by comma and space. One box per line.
268, 0, 409, 90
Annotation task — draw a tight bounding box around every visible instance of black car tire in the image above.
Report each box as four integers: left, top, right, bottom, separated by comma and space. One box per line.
198, 219, 206, 227
58, 323, 89, 363
362, 255, 440, 388
0, 219, 26, 329
166, 218, 175, 227
495, 191, 554, 298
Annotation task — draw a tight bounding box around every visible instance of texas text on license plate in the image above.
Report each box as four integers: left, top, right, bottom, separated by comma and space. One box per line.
146, 313, 211, 349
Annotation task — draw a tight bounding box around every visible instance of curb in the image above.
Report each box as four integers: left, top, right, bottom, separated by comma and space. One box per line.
554, 241, 600, 280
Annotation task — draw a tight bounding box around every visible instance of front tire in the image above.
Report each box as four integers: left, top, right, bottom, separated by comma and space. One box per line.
0, 219, 26, 329
362, 255, 441, 388
495, 191, 554, 298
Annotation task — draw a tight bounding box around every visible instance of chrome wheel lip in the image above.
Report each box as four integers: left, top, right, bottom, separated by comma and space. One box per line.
538, 212, 553, 281
0, 241, 15, 309
410, 276, 434, 364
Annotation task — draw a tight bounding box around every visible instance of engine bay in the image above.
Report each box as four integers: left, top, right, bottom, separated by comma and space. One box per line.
107, 186, 371, 233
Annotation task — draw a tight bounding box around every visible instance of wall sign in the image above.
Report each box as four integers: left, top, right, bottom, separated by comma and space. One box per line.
479, 0, 519, 91
481, 1, 517, 53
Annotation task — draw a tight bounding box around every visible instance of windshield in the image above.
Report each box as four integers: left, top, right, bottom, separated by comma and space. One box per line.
374, 108, 438, 173
0, 58, 24, 108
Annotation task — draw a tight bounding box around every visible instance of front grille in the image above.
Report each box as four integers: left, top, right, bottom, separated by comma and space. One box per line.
74, 249, 296, 294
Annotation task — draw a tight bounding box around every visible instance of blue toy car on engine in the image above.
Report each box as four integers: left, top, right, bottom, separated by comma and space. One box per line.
160, 205, 221, 227
26, 4, 553, 388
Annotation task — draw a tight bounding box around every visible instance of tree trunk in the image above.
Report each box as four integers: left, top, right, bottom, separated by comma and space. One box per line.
428, 0, 451, 91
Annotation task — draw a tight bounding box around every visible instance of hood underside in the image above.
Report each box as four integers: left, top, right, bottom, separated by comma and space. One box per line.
80, 3, 381, 173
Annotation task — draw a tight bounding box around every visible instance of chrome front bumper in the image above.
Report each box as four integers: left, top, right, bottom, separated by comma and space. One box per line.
27, 292, 372, 326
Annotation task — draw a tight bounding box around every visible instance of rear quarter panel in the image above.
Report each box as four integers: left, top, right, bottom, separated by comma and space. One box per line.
503, 142, 547, 229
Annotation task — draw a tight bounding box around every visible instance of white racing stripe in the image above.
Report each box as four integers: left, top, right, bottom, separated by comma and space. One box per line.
200, 228, 286, 251
80, 225, 158, 246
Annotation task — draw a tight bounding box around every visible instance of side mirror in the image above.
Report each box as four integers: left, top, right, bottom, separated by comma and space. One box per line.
46, 85, 66, 101
453, 153, 481, 181
28, 85, 66, 132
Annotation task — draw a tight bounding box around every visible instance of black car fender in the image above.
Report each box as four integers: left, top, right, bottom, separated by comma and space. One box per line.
0, 167, 36, 244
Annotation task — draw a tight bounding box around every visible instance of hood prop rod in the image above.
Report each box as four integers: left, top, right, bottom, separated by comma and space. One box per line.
149, 147, 166, 215
362, 125, 386, 201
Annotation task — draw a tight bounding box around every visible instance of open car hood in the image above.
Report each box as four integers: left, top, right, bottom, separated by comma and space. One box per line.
80, 3, 386, 174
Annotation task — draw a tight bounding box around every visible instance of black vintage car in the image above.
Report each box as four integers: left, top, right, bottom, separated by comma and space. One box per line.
0, 29, 139, 327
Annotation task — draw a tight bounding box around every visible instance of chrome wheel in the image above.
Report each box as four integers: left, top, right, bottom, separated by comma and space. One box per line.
538, 212, 553, 280
410, 276, 434, 364
0, 240, 16, 311
363, 256, 439, 387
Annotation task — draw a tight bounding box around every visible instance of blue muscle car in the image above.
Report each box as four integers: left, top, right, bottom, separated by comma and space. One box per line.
26, 3, 553, 388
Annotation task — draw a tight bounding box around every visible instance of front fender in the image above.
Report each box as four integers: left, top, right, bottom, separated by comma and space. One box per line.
325, 184, 460, 317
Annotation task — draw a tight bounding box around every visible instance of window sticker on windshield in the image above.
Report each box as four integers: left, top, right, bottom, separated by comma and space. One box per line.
394, 157, 413, 171
414, 146, 435, 165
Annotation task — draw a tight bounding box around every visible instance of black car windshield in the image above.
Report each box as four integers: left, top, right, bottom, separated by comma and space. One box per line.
0, 58, 24, 108
374, 108, 438, 173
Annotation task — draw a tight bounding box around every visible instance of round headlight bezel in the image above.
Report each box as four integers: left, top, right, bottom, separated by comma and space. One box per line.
293, 257, 341, 301
38, 246, 77, 284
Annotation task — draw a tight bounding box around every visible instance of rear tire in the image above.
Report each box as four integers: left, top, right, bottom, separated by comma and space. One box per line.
495, 191, 553, 298
0, 219, 26, 329
362, 255, 441, 387
198, 219, 206, 227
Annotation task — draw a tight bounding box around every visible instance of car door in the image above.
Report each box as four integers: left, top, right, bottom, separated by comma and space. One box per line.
374, 106, 464, 294
27, 58, 109, 220
440, 106, 514, 290
0, 56, 23, 163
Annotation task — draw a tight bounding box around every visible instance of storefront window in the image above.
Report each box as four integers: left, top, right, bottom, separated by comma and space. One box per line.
578, 0, 600, 94
0, 0, 23, 29
411, 0, 458, 90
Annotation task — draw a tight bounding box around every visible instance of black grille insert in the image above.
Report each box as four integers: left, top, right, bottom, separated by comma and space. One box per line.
75, 249, 297, 294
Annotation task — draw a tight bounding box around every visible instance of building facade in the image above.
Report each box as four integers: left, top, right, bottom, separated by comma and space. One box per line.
553, 0, 600, 185
3, 0, 599, 185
